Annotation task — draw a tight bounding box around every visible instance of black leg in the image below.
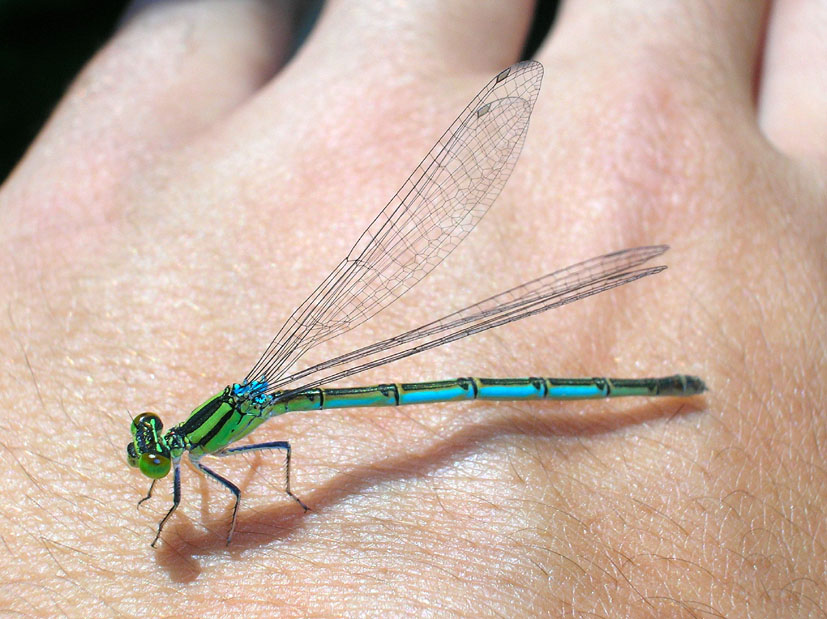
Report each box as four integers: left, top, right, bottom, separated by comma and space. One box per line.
192, 459, 242, 546
137, 479, 157, 508
219, 441, 310, 513
151, 462, 181, 548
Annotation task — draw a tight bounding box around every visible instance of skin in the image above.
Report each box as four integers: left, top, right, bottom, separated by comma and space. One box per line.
0, 0, 824, 615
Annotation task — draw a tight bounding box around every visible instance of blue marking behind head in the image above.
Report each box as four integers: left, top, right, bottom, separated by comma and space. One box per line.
233, 377, 270, 398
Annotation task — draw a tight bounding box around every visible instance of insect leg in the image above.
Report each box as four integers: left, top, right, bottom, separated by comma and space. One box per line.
150, 459, 181, 548
190, 455, 244, 545
137, 479, 157, 508
218, 441, 310, 512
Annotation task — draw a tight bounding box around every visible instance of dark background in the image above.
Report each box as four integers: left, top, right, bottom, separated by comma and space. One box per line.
0, 0, 557, 184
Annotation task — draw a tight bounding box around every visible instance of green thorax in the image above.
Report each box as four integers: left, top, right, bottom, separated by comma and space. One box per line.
170, 385, 321, 458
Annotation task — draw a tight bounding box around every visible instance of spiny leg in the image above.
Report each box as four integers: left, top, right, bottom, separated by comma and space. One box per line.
191, 457, 243, 546
137, 479, 157, 508
151, 462, 181, 548
218, 441, 310, 513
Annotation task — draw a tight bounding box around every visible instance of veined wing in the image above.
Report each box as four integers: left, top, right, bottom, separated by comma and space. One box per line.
245, 61, 544, 386
267, 246, 669, 399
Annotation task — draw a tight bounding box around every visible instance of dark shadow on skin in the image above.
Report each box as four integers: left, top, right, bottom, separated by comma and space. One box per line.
152, 394, 707, 581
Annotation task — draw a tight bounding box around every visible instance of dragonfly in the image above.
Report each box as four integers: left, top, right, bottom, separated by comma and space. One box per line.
127, 60, 705, 547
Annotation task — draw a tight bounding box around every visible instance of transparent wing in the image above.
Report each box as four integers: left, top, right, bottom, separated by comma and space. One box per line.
245, 61, 544, 385
267, 246, 669, 399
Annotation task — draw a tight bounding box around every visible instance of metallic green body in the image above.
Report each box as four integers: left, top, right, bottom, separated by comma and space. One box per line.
124, 60, 707, 547
172, 374, 704, 458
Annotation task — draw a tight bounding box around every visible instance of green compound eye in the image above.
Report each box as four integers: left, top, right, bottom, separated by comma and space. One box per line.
126, 442, 139, 468
139, 452, 171, 479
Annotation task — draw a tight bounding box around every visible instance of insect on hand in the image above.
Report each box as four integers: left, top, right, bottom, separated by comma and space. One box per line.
126, 60, 705, 547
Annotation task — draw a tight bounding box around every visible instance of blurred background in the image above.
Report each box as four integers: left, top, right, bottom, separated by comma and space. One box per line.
1, 0, 127, 182
0, 0, 557, 184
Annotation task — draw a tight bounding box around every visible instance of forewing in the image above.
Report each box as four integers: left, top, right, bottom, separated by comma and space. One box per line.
246, 61, 544, 385
267, 247, 669, 397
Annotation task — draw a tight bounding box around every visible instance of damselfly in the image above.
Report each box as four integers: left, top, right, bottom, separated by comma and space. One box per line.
127, 60, 705, 547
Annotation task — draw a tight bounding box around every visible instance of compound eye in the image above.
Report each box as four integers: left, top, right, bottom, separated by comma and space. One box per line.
139, 452, 171, 479
131, 412, 163, 433
126, 443, 139, 468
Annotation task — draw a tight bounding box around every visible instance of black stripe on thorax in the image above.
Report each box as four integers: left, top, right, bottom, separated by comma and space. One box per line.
178, 393, 227, 436
192, 405, 236, 449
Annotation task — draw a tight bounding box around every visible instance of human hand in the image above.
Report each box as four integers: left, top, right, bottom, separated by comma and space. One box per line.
0, 1, 823, 615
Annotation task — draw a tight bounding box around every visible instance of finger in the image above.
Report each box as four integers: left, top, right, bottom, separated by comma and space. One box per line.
518, 1, 768, 264
308, 0, 535, 77
201, 0, 538, 241
6, 0, 298, 223
758, 0, 827, 160
546, 1, 768, 113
